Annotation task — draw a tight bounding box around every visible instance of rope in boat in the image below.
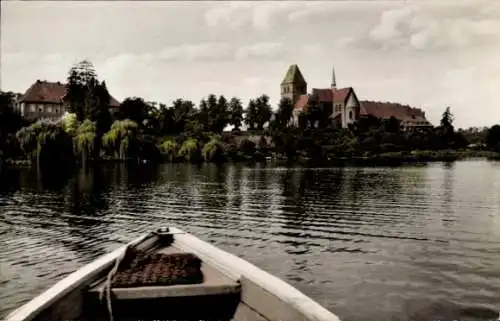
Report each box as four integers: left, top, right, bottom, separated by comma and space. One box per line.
99, 242, 133, 321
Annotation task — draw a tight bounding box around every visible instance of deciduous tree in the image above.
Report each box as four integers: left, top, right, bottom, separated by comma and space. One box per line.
486, 125, 500, 151
229, 97, 244, 131
245, 99, 258, 131
276, 97, 293, 129
254, 94, 272, 130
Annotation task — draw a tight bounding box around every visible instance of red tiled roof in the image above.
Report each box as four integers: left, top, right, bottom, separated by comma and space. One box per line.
20, 81, 67, 104
310, 87, 353, 104
108, 95, 120, 107
20, 80, 120, 107
360, 100, 432, 126
312, 88, 333, 102
333, 87, 352, 103
294, 94, 308, 111
293, 86, 356, 112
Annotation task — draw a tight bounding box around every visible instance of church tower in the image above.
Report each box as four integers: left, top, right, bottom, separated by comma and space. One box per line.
280, 64, 307, 106
331, 66, 337, 89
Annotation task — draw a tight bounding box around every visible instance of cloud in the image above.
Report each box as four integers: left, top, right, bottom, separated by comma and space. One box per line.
360, 3, 500, 51
242, 76, 269, 87
97, 42, 287, 82
152, 42, 286, 62
157, 43, 233, 62
204, 2, 302, 31
235, 42, 284, 61
287, 5, 334, 22
204, 4, 250, 29
300, 43, 326, 57
1, 52, 81, 83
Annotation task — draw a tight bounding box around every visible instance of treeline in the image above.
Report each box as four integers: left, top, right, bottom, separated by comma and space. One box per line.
1, 60, 500, 167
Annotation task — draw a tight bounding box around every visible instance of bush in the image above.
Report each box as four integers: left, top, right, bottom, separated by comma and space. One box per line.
16, 120, 73, 165
138, 135, 162, 162
159, 139, 179, 161
202, 137, 226, 162
239, 139, 256, 157
102, 119, 139, 160
74, 120, 97, 162
178, 138, 201, 162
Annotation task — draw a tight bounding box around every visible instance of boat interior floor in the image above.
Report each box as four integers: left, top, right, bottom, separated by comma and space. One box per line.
84, 244, 242, 321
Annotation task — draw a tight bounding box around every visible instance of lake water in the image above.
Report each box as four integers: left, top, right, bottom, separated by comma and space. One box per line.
1, 160, 499, 321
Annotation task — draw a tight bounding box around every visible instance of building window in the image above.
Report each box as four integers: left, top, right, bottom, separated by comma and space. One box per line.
349, 110, 353, 119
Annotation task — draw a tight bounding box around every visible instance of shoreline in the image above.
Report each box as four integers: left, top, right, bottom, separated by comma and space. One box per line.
2, 149, 499, 169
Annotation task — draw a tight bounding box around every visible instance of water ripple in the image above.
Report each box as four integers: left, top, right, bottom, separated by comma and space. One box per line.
1, 161, 500, 321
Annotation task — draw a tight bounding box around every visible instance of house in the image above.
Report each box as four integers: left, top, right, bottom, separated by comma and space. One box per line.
18, 80, 120, 121
282, 64, 432, 131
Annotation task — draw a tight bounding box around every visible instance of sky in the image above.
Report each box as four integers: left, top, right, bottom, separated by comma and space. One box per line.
1, 1, 499, 129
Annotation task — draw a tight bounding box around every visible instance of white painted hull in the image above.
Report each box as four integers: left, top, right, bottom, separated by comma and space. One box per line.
5, 227, 341, 321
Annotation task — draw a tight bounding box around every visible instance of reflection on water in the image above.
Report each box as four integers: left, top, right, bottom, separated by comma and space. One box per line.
1, 161, 500, 321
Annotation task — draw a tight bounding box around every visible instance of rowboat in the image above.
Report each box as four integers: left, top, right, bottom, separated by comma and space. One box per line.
5, 227, 341, 321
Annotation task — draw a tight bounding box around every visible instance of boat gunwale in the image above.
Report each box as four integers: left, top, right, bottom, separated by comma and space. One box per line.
4, 233, 155, 321
170, 227, 341, 321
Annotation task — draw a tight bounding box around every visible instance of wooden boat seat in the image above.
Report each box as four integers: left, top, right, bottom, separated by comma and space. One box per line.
87, 248, 241, 300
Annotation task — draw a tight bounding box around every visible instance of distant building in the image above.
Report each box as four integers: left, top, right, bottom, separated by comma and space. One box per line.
18, 80, 120, 121
281, 64, 432, 130
360, 101, 432, 131
283, 64, 360, 129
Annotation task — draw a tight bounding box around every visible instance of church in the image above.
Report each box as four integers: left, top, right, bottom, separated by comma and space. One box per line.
280, 64, 432, 131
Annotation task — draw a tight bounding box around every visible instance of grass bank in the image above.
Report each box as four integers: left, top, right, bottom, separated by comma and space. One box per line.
299, 149, 500, 166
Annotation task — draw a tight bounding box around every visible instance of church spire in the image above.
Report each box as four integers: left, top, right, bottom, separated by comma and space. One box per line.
331, 65, 337, 89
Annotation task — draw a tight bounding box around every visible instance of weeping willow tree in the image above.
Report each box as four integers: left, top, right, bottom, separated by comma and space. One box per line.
74, 120, 96, 164
202, 136, 225, 162
16, 120, 72, 165
159, 139, 179, 162
101, 119, 139, 160
61, 112, 79, 136
177, 138, 200, 162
